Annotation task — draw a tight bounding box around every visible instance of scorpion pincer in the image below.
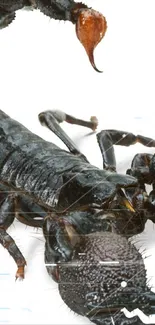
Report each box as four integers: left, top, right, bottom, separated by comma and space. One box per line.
0, 0, 107, 72
0, 109, 155, 324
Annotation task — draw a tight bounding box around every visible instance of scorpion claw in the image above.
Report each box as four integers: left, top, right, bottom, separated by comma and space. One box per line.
75, 9, 107, 72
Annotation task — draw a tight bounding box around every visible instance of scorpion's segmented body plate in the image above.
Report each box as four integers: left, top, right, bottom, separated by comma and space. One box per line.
0, 110, 137, 212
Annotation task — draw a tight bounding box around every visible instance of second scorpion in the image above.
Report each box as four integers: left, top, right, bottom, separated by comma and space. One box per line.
0, 109, 155, 324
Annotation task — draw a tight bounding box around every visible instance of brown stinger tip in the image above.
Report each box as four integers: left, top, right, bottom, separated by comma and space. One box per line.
75, 9, 107, 72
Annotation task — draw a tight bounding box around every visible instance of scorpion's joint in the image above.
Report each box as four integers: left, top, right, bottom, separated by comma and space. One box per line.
29, 0, 37, 8
15, 259, 27, 281
71, 2, 89, 23
15, 266, 25, 281
90, 116, 98, 131
105, 165, 116, 172
50, 110, 67, 123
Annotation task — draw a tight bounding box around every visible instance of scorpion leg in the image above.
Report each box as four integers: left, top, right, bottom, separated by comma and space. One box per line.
126, 153, 154, 186
125, 153, 155, 218
96, 130, 155, 212
96, 130, 155, 172
0, 8, 15, 29
0, 194, 26, 280
38, 110, 97, 159
125, 153, 152, 209
15, 195, 45, 228
126, 154, 155, 223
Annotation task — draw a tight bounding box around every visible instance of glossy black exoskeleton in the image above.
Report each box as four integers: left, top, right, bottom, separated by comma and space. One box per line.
0, 109, 155, 324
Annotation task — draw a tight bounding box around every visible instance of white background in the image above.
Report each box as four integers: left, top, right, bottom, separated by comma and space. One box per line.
0, 0, 155, 324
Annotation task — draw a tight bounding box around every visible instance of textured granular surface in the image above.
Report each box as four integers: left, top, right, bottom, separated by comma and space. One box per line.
58, 232, 147, 315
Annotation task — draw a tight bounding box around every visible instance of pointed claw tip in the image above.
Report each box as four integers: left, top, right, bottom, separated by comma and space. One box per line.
75, 8, 107, 71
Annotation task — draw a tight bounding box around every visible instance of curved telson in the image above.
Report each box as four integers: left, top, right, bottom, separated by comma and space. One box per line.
0, 0, 107, 71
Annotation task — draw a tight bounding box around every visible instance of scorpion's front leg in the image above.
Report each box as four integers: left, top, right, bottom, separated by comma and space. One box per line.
96, 130, 155, 218
0, 193, 26, 280
96, 130, 155, 172
38, 110, 98, 160
126, 153, 155, 222
15, 195, 45, 228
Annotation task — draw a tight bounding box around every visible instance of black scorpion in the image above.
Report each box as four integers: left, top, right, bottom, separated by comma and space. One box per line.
1, 109, 155, 325
0, 0, 107, 72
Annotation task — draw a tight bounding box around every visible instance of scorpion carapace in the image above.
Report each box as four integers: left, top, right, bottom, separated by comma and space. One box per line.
0, 0, 107, 72
1, 109, 155, 324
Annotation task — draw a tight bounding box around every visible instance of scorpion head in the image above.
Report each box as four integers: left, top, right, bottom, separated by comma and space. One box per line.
56, 231, 155, 324
58, 170, 138, 211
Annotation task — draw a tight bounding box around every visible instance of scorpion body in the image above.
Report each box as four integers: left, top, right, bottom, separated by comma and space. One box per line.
1, 109, 155, 324
1, 2, 155, 325
0, 110, 136, 211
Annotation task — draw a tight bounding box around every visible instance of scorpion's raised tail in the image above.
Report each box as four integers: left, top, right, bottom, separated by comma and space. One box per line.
37, 0, 107, 72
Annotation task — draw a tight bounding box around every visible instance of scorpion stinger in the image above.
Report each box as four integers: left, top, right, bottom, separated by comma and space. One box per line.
0, 0, 107, 71
74, 7, 107, 72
